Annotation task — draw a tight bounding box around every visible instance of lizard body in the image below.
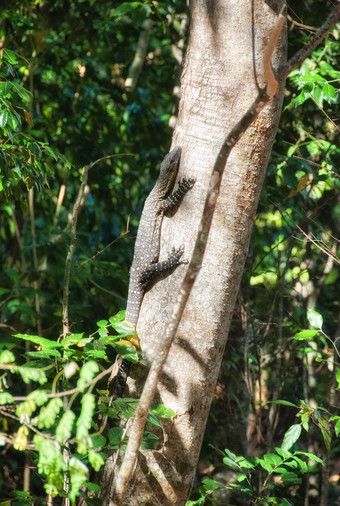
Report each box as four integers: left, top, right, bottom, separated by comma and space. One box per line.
125, 145, 195, 327
112, 146, 194, 399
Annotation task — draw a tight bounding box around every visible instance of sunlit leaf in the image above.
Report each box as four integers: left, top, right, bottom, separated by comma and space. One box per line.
281, 424, 301, 451
307, 309, 323, 329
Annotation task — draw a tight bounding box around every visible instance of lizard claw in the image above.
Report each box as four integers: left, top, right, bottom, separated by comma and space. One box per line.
178, 177, 196, 190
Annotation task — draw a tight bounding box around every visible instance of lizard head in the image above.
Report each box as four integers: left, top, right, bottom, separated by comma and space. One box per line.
158, 146, 182, 195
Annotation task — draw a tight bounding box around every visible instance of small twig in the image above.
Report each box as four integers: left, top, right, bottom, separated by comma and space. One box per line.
62, 154, 133, 337
125, 18, 153, 91
287, 15, 318, 33
309, 94, 340, 133
11, 362, 116, 402
75, 222, 130, 273
28, 189, 42, 335
62, 166, 90, 337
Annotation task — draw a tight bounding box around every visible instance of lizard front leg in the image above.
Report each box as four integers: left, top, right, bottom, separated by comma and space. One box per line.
159, 177, 196, 213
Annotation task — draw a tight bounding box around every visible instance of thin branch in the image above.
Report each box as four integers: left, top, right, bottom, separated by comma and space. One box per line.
11, 363, 116, 402
278, 4, 340, 82
287, 15, 318, 33
62, 166, 90, 337
114, 3, 340, 500
62, 154, 133, 337
125, 18, 153, 91
75, 222, 130, 273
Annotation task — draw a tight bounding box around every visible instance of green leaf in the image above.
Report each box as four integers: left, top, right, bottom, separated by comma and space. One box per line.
27, 390, 48, 406
28, 142, 42, 158
56, 410, 76, 443
76, 393, 95, 448
335, 419, 340, 437
113, 398, 138, 419
37, 398, 63, 428
0, 392, 14, 405
84, 481, 101, 494
43, 145, 59, 161
224, 448, 237, 460
299, 74, 326, 84
336, 369, 340, 389
112, 2, 142, 17
14, 333, 62, 349
69, 457, 88, 502
237, 473, 247, 482
301, 413, 309, 431
3, 49, 19, 64
7, 111, 20, 130
281, 471, 302, 485
26, 349, 61, 358
317, 415, 332, 451
13, 366, 47, 385
60, 333, 85, 346
294, 451, 324, 464
0, 350, 15, 364
236, 456, 257, 469
223, 456, 238, 469
88, 449, 105, 471
108, 427, 124, 449
281, 424, 301, 451
10, 82, 32, 102
264, 453, 282, 467
285, 90, 310, 110
141, 431, 159, 449
0, 109, 8, 127
150, 403, 176, 419
322, 82, 336, 103
90, 434, 106, 449
77, 361, 99, 391
259, 458, 273, 472
96, 319, 108, 328
112, 320, 137, 337
294, 330, 319, 341
202, 477, 220, 491
113, 341, 139, 362
109, 311, 126, 325
311, 85, 323, 108
270, 400, 298, 407
275, 447, 292, 459
307, 309, 323, 329
147, 412, 162, 428
292, 456, 308, 473
0, 82, 11, 96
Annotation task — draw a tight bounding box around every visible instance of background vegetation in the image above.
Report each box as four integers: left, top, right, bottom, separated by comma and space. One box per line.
0, 1, 339, 504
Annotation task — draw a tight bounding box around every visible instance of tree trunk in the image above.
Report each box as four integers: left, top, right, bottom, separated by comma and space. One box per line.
99, 1, 286, 504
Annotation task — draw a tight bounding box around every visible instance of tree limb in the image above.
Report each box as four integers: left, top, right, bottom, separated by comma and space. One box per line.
278, 3, 340, 82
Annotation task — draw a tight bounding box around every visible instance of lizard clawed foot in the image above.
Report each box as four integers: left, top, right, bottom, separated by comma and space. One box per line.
178, 177, 196, 191
169, 244, 188, 265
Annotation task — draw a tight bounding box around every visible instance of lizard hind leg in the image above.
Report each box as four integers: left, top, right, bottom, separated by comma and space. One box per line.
140, 245, 187, 288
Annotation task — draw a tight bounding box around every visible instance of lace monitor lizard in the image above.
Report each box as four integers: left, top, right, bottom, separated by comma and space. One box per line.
111, 146, 195, 398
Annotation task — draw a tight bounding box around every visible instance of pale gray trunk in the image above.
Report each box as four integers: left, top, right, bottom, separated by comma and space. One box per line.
100, 1, 286, 504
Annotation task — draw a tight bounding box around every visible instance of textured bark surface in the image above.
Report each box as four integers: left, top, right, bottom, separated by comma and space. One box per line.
99, 1, 287, 504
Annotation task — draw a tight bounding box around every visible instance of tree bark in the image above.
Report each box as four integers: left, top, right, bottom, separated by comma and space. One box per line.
99, 1, 287, 504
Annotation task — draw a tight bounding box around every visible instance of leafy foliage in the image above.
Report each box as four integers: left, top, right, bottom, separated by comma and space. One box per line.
0, 316, 172, 501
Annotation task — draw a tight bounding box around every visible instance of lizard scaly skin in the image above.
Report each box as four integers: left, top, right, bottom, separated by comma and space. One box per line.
113, 146, 195, 397
125, 146, 195, 326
